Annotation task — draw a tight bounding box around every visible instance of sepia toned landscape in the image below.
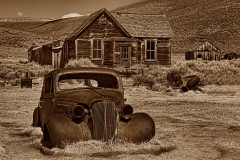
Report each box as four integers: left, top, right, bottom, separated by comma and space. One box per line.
1, 0, 240, 159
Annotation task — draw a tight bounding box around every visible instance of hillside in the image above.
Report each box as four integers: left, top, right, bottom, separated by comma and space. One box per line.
0, 0, 240, 58
112, 0, 240, 54
0, 18, 50, 49
28, 16, 89, 41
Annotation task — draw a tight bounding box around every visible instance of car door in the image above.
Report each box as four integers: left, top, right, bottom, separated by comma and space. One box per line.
39, 74, 54, 129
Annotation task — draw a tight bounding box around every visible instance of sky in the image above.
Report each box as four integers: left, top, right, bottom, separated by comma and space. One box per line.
0, 0, 142, 19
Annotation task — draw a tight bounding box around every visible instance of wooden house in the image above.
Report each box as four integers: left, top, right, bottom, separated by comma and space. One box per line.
186, 39, 221, 61
28, 40, 61, 66
61, 8, 173, 68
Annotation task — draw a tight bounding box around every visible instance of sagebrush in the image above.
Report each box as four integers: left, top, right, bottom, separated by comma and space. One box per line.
0, 59, 53, 85
132, 59, 240, 90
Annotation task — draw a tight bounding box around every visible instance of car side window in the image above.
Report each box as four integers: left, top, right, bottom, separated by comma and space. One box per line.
44, 76, 53, 93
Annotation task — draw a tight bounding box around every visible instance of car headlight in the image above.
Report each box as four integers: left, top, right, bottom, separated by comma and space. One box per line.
122, 104, 133, 116
73, 105, 88, 118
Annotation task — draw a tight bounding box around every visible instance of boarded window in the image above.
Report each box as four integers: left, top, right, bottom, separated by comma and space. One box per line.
146, 41, 155, 60
92, 39, 102, 59
121, 46, 129, 59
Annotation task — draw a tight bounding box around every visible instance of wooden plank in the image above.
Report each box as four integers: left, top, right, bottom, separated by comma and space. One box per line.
79, 19, 125, 39
76, 39, 91, 59
157, 47, 170, 53
104, 41, 114, 67
158, 60, 170, 65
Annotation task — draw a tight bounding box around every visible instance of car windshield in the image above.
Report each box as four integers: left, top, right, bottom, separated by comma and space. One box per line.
58, 73, 119, 90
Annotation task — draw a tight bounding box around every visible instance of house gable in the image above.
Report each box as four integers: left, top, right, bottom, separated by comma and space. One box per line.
194, 40, 220, 53
68, 8, 131, 40
78, 14, 130, 39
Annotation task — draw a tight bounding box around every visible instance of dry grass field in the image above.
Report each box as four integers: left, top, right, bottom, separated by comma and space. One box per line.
1, 79, 240, 159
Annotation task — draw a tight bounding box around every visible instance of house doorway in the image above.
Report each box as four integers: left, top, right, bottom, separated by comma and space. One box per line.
120, 45, 131, 68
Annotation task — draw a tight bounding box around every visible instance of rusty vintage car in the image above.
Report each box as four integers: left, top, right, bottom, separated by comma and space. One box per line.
32, 67, 155, 147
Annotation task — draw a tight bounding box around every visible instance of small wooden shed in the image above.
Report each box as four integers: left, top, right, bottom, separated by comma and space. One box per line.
186, 39, 221, 61
28, 40, 61, 66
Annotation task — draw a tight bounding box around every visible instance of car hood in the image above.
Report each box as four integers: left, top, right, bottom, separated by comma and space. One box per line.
56, 89, 123, 107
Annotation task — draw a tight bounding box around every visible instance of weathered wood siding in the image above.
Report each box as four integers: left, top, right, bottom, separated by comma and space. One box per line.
67, 40, 76, 59
131, 43, 137, 65
114, 41, 130, 67
157, 39, 171, 65
76, 39, 91, 59
78, 15, 125, 39
195, 51, 220, 61
192, 40, 221, 61
74, 14, 130, 67
29, 48, 42, 63
141, 38, 171, 66
40, 45, 52, 65
61, 41, 69, 68
52, 49, 62, 69
113, 41, 139, 67
103, 40, 114, 67
185, 51, 195, 60
137, 41, 142, 64
113, 42, 121, 66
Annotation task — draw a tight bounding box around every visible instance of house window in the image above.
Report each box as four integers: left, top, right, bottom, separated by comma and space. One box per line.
92, 39, 102, 59
121, 46, 129, 60
146, 40, 156, 60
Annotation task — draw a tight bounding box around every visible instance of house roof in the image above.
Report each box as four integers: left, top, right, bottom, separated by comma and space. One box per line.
68, 8, 131, 39
67, 8, 173, 40
193, 40, 221, 53
111, 12, 174, 38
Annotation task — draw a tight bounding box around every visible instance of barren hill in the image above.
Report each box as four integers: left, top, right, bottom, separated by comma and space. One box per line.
28, 16, 89, 42
0, 18, 51, 49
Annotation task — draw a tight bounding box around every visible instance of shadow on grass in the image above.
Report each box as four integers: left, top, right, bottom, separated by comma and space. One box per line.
90, 145, 177, 158
40, 139, 177, 158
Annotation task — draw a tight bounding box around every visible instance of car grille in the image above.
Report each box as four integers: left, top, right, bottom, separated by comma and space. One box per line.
91, 101, 117, 142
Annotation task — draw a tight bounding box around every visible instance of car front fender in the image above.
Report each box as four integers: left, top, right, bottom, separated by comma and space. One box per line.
46, 114, 91, 147
117, 112, 155, 144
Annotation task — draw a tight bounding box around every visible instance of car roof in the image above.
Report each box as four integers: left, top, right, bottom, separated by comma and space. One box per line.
47, 67, 120, 77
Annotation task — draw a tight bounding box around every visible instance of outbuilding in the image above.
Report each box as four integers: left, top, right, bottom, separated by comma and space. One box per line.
185, 39, 221, 61
28, 40, 61, 66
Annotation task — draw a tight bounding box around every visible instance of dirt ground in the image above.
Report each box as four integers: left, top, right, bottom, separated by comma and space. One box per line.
0, 79, 240, 159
